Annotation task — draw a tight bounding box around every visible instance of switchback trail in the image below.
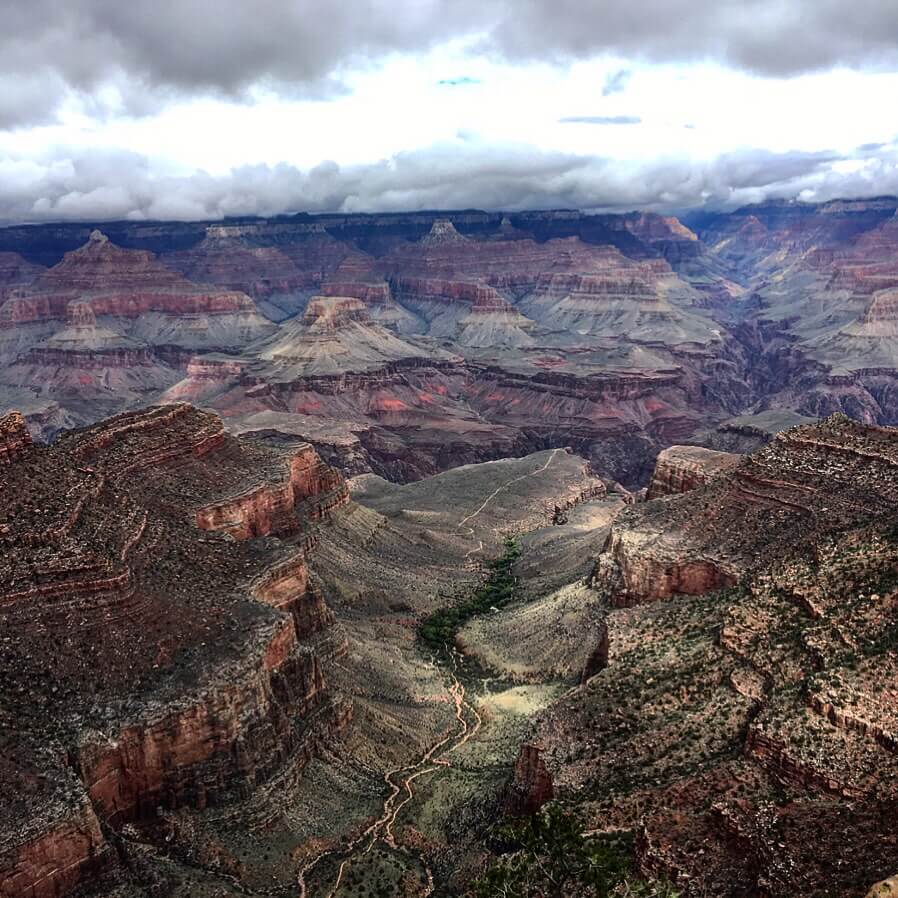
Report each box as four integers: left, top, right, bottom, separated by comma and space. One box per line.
297, 655, 481, 898
459, 448, 562, 565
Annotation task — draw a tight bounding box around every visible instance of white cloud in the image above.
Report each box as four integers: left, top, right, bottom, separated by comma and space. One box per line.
1, 140, 894, 225
0, 3, 896, 219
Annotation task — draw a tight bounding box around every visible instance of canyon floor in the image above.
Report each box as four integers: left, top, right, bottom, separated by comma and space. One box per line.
129, 447, 616, 898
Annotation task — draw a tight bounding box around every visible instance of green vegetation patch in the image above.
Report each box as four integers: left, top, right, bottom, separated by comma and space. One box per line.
420, 537, 522, 655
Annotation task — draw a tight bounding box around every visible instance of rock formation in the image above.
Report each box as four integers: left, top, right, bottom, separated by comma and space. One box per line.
537, 415, 898, 896
504, 744, 555, 816
593, 414, 898, 605
5, 201, 898, 492
645, 444, 741, 499
163, 225, 311, 319
0, 251, 44, 290
0, 403, 349, 898
456, 293, 536, 347
249, 295, 443, 378
580, 618, 610, 682
0, 230, 275, 363
0, 409, 31, 463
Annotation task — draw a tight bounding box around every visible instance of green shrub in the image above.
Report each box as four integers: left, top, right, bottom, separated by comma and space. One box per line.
472, 805, 678, 898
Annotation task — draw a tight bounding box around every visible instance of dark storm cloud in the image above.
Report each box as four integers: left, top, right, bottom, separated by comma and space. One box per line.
0, 0, 492, 127
1, 142, 891, 225
484, 0, 898, 76
2, 0, 898, 128
559, 115, 642, 125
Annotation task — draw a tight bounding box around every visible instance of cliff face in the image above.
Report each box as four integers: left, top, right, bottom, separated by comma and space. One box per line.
163, 226, 312, 301
504, 744, 555, 817
77, 638, 326, 824
0, 231, 281, 437
0, 208, 749, 483
692, 199, 898, 421
0, 251, 44, 290
646, 444, 742, 499
0, 403, 349, 898
0, 410, 32, 463
544, 415, 898, 896
593, 414, 898, 605
0, 797, 108, 898
195, 440, 348, 538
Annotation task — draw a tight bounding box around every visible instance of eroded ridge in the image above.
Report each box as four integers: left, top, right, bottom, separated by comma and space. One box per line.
551, 414, 898, 895
0, 403, 349, 898
593, 414, 898, 606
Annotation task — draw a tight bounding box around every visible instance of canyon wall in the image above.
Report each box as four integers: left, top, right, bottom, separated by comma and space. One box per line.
0, 403, 350, 898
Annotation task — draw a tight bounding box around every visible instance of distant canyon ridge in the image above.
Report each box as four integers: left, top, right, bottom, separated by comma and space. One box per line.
2, 198, 898, 484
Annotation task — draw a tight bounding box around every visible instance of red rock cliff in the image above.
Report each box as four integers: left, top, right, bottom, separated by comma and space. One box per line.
646, 445, 742, 499
504, 744, 555, 816
0, 404, 349, 898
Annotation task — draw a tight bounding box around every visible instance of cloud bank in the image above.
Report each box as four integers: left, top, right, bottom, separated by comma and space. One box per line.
2, 142, 895, 224
2, 0, 898, 127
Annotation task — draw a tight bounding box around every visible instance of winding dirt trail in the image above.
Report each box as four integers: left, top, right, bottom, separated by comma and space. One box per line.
459, 448, 562, 566
299, 450, 560, 896
297, 657, 481, 898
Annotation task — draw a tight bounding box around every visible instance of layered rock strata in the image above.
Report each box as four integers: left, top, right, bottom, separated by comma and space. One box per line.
542, 415, 898, 895
0, 230, 274, 363
593, 415, 898, 605
504, 744, 555, 817
645, 444, 742, 499
0, 403, 349, 898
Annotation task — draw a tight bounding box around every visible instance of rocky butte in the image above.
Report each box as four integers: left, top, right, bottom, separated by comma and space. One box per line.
0, 230, 275, 438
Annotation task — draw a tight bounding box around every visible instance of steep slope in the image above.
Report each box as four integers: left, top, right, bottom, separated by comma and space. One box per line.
0, 404, 349, 898
0, 251, 44, 290
10, 202, 898, 488
519, 415, 898, 896
380, 219, 722, 350
455, 293, 536, 348
693, 198, 898, 424
595, 415, 898, 604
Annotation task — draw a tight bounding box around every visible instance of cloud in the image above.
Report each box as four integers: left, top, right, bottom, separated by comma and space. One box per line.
0, 141, 892, 225
483, 1, 898, 77
0, 0, 492, 128
559, 115, 642, 125
2, 1, 898, 128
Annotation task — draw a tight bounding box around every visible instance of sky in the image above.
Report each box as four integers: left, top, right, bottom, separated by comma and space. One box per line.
2, 0, 898, 223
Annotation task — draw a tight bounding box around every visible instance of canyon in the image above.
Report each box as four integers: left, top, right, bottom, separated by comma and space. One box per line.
2, 200, 898, 897
5, 199, 898, 487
